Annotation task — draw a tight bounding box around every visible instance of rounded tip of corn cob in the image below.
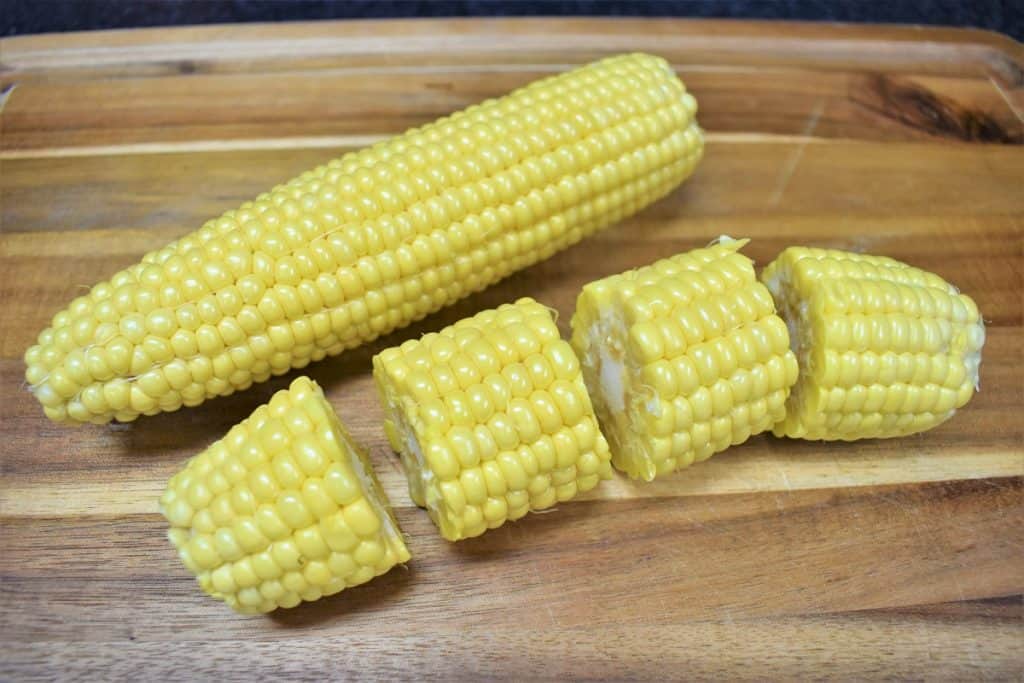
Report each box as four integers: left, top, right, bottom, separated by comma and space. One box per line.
373, 297, 612, 541
24, 52, 704, 426
762, 246, 985, 441
570, 238, 798, 480
160, 376, 409, 613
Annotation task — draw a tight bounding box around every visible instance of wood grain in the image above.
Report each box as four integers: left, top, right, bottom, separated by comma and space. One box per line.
1, 18, 1022, 682
3, 68, 1020, 150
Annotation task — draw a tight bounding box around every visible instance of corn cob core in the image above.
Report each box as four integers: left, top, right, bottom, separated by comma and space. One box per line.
374, 298, 612, 541
762, 247, 985, 440
24, 52, 703, 425
160, 377, 409, 613
571, 239, 799, 480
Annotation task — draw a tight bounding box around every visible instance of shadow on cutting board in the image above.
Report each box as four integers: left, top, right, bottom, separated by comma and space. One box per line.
266, 562, 416, 628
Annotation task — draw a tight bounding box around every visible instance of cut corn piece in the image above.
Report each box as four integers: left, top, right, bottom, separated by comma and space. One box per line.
160, 377, 409, 614
374, 298, 612, 541
571, 238, 799, 480
25, 52, 704, 425
762, 246, 985, 440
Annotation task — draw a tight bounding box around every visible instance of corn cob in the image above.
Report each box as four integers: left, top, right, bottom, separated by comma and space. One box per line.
24, 53, 703, 425
570, 238, 799, 480
160, 377, 409, 613
762, 247, 984, 440
374, 298, 612, 541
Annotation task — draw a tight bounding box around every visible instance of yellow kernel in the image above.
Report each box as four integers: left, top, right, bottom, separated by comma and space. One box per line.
483, 497, 508, 522
439, 480, 467, 515
530, 390, 564, 434
211, 565, 237, 594
323, 463, 362, 506
481, 461, 508, 496
327, 552, 357, 578
271, 540, 304, 572
459, 468, 488, 505
294, 527, 330, 560
301, 478, 338, 518
508, 398, 542, 443
321, 511, 360, 553
354, 539, 385, 566
231, 558, 260, 589
342, 498, 381, 537
425, 440, 461, 479
276, 492, 313, 529
298, 560, 330, 587
187, 535, 222, 570
545, 341, 581, 380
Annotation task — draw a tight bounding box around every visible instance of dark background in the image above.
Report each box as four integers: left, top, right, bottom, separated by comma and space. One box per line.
3, 1, 1022, 40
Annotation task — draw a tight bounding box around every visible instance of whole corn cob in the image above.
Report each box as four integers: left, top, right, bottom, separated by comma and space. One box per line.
160, 377, 409, 613
24, 53, 703, 425
374, 298, 612, 541
762, 247, 985, 440
570, 238, 799, 480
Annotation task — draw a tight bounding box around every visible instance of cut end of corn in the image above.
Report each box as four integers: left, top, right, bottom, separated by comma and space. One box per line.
762, 247, 985, 441
373, 297, 612, 541
160, 376, 409, 614
571, 238, 799, 480
25, 52, 703, 425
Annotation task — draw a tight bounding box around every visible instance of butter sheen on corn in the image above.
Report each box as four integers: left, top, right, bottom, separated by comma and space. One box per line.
571, 238, 799, 480
25, 53, 703, 425
763, 247, 985, 440
160, 377, 409, 613
374, 298, 612, 541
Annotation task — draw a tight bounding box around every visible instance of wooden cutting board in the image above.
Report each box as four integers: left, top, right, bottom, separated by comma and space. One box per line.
1, 18, 1021, 680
